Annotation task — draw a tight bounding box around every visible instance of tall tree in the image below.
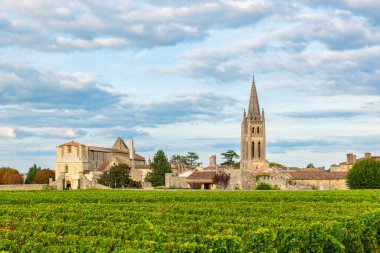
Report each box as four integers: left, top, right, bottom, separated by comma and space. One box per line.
0, 167, 23, 184
186, 152, 199, 167
170, 155, 188, 164
33, 169, 55, 184
220, 150, 240, 167
147, 150, 172, 187
347, 158, 380, 189
25, 164, 41, 184
98, 164, 141, 188
306, 163, 315, 168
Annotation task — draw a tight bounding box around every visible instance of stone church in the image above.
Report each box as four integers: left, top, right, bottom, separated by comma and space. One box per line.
54, 137, 149, 189
240, 76, 269, 171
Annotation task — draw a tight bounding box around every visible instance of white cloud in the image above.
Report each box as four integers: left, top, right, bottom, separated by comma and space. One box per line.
0, 127, 16, 138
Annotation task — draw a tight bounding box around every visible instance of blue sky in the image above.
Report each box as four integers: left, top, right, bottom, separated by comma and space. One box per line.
1, 0, 380, 172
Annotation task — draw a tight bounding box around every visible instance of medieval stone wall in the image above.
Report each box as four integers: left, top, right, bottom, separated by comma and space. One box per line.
0, 184, 47, 190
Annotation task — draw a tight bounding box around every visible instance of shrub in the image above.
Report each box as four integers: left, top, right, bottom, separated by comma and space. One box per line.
256, 182, 273, 190
347, 158, 380, 189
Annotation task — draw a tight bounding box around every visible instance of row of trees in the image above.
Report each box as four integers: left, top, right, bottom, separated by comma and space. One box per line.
170, 150, 240, 168
0, 165, 54, 185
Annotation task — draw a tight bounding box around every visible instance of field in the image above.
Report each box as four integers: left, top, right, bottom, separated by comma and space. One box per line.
1, 190, 380, 252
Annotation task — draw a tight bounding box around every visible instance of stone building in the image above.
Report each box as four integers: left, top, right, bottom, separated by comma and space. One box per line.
330, 152, 380, 172
240, 76, 269, 171
55, 137, 147, 189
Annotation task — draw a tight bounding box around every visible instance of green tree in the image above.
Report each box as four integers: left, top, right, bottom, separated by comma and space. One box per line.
220, 150, 240, 167
347, 158, 380, 189
25, 164, 41, 184
306, 163, 315, 168
269, 162, 284, 168
147, 150, 172, 187
170, 154, 188, 164
98, 164, 141, 188
186, 152, 199, 167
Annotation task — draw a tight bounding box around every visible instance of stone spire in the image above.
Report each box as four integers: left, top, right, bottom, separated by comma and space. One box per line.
248, 74, 261, 117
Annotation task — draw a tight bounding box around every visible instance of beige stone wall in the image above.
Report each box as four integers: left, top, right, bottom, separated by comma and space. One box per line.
260, 176, 348, 190
0, 184, 47, 190
292, 179, 347, 190
165, 173, 190, 188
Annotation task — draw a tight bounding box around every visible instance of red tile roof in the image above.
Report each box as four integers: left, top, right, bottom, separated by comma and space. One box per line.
186, 171, 216, 184
286, 171, 347, 180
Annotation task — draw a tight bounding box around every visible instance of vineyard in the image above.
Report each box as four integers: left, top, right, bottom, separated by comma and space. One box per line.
1, 190, 380, 252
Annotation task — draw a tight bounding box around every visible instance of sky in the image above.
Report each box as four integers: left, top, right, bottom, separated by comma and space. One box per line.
1, 0, 380, 172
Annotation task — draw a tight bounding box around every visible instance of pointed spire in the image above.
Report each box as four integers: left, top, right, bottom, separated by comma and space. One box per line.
248, 74, 261, 117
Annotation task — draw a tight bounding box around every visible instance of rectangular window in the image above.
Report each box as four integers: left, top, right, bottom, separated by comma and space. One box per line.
251, 142, 255, 159
258, 142, 261, 158
68, 146, 72, 153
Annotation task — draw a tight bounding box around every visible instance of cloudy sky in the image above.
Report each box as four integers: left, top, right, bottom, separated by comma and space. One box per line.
1, 0, 380, 172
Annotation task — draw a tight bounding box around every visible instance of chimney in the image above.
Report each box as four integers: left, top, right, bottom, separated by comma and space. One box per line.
347, 153, 353, 164
364, 152, 371, 158
130, 138, 135, 160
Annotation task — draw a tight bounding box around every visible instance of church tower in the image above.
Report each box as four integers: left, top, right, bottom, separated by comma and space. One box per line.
240, 75, 268, 171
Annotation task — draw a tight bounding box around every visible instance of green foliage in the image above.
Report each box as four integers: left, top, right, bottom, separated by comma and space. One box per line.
255, 174, 270, 181
255, 182, 273, 190
147, 150, 172, 187
25, 164, 41, 184
170, 154, 188, 164
269, 162, 284, 168
186, 152, 199, 167
98, 163, 141, 189
307, 163, 315, 168
0, 191, 379, 252
347, 158, 380, 189
220, 150, 240, 167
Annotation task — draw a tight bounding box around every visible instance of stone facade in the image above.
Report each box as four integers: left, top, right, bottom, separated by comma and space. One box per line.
240, 76, 269, 171
260, 172, 348, 190
55, 137, 148, 189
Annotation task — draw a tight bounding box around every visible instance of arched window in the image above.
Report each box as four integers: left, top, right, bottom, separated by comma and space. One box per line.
257, 127, 260, 134
258, 142, 261, 158
251, 142, 255, 159
252, 127, 255, 134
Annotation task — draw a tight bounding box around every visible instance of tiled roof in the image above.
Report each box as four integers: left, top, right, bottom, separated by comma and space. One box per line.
186, 171, 216, 183
286, 171, 347, 180
58, 141, 84, 147
88, 146, 145, 161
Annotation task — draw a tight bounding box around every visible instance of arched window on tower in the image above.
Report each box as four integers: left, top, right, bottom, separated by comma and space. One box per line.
257, 127, 260, 134
252, 127, 255, 134
258, 142, 261, 158
251, 142, 255, 159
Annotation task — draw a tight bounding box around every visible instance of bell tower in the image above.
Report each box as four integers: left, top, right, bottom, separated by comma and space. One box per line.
240, 75, 268, 171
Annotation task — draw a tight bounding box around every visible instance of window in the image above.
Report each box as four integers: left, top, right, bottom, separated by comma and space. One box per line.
68, 146, 72, 153
252, 127, 255, 134
258, 142, 261, 158
257, 127, 260, 134
251, 142, 255, 159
